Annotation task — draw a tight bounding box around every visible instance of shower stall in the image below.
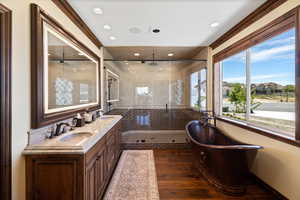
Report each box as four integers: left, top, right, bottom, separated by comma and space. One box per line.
103, 54, 207, 149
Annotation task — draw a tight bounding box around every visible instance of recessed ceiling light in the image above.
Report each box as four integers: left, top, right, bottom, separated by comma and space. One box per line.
93, 8, 103, 15
129, 27, 141, 34
210, 22, 219, 28
103, 24, 111, 30
109, 36, 116, 40
78, 53, 84, 56
168, 53, 174, 57
134, 53, 140, 57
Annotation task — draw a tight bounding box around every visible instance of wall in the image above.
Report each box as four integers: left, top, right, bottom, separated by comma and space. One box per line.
103, 47, 208, 110
112, 61, 189, 109
107, 61, 200, 109
0, 0, 103, 199
209, 1, 300, 199
103, 48, 123, 112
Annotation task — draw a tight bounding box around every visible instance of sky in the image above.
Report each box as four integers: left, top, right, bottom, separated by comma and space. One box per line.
222, 28, 295, 86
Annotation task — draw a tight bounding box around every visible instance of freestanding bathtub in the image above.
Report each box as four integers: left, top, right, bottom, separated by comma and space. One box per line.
185, 120, 262, 196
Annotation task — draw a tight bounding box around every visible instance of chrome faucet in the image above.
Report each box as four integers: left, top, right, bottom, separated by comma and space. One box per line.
54, 122, 72, 137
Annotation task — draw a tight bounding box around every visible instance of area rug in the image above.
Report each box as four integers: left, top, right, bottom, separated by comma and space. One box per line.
103, 150, 160, 200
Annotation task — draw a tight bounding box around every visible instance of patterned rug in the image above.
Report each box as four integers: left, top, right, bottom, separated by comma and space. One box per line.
104, 150, 160, 200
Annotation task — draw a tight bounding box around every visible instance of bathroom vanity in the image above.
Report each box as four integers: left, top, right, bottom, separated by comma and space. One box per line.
23, 115, 122, 200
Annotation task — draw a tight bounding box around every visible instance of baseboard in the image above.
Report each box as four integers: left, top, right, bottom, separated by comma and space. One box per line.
251, 173, 288, 200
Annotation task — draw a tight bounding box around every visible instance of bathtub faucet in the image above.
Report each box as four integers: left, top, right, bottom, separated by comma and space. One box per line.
200, 110, 216, 127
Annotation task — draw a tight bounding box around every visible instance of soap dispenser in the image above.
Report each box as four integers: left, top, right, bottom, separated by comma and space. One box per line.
84, 109, 93, 123
73, 113, 85, 127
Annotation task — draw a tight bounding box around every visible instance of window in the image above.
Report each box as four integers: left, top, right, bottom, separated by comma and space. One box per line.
222, 51, 246, 120
220, 28, 296, 137
190, 71, 200, 109
190, 69, 207, 111
136, 87, 150, 96
80, 83, 89, 103
200, 69, 207, 110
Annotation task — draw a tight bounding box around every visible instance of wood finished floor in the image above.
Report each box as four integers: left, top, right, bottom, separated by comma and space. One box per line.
153, 149, 277, 200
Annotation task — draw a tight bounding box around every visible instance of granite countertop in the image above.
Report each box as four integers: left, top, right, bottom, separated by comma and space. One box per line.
23, 115, 122, 155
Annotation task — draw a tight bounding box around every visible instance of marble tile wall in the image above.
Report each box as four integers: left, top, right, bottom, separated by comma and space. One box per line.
108, 61, 193, 109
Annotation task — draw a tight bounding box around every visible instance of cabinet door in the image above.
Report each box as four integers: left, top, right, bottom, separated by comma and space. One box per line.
26, 155, 84, 200
115, 123, 121, 157
95, 148, 106, 199
86, 159, 97, 200
106, 133, 116, 174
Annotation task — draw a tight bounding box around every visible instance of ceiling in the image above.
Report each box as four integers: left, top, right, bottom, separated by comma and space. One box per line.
68, 0, 266, 47
104, 46, 204, 60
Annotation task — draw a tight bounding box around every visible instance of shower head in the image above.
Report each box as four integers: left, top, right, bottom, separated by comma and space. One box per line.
147, 49, 158, 66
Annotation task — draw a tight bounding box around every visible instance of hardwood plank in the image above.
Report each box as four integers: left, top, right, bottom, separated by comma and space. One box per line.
154, 149, 278, 200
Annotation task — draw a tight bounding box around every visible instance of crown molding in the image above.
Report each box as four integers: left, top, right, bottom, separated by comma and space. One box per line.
52, 0, 103, 48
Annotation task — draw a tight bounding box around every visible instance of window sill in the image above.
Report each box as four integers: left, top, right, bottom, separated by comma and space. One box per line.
215, 116, 300, 148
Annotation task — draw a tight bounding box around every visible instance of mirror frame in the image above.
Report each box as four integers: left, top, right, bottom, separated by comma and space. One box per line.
31, 4, 101, 128
106, 68, 120, 103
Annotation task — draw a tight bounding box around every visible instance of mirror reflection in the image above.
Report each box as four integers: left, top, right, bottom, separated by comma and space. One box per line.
45, 24, 99, 113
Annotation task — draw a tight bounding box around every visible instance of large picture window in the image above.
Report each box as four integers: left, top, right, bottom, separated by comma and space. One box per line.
219, 28, 296, 138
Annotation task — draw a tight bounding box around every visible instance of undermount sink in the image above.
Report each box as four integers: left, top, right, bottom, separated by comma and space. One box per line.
59, 132, 93, 143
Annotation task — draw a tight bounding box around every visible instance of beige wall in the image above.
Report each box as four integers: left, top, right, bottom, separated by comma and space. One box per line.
103, 47, 208, 110
209, 1, 300, 199
0, 0, 102, 199
111, 61, 189, 109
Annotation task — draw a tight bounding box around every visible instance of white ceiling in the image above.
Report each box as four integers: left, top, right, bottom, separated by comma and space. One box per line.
68, 0, 267, 47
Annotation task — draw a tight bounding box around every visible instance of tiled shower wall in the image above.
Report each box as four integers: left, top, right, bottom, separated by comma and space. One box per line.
103, 47, 208, 111
104, 61, 206, 110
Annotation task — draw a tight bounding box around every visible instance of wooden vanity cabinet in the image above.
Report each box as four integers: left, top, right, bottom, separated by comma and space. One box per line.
26, 121, 122, 200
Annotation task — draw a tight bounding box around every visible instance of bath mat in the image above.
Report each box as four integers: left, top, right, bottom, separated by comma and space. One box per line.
103, 150, 160, 200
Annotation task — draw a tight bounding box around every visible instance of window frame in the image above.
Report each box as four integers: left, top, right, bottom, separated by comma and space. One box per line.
199, 68, 208, 111
212, 6, 300, 146
190, 71, 200, 110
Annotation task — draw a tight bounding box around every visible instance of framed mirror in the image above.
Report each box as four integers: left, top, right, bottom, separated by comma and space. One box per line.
106, 69, 119, 102
31, 4, 101, 128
